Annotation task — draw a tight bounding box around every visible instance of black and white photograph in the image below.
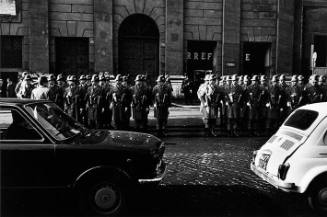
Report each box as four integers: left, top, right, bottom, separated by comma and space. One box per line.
1, 0, 327, 216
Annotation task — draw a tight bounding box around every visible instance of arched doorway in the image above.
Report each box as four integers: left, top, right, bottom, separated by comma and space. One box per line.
119, 14, 159, 82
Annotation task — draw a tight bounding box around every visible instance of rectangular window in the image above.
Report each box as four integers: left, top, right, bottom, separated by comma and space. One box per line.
0, 107, 43, 141
0, 35, 23, 68
284, 109, 319, 131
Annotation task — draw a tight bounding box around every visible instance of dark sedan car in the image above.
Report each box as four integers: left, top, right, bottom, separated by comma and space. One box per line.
0, 98, 166, 216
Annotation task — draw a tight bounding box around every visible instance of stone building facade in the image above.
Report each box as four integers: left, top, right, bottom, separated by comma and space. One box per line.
1, 0, 327, 88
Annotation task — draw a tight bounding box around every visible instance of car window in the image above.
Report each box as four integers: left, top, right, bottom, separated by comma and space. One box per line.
0, 107, 43, 142
284, 109, 319, 131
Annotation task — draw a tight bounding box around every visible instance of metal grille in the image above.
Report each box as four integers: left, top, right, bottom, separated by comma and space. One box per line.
280, 140, 295, 151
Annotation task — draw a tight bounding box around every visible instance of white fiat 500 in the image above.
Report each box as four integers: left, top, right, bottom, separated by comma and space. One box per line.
251, 103, 327, 213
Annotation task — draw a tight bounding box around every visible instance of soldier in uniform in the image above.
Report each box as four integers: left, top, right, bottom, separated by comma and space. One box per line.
86, 74, 92, 87
64, 75, 80, 121
225, 74, 243, 137
245, 75, 261, 135
286, 75, 301, 114
17, 75, 34, 99
54, 74, 65, 110
153, 75, 171, 137
257, 75, 270, 134
306, 75, 321, 104
240, 75, 251, 130
112, 75, 131, 130
78, 75, 88, 125
318, 75, 327, 102
278, 74, 290, 124
86, 75, 102, 129
266, 75, 281, 133
131, 75, 150, 131
297, 75, 307, 106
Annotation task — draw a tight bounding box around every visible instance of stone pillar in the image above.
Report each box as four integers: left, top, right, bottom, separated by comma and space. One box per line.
276, 0, 295, 74
29, 0, 49, 73
94, 0, 113, 72
165, 0, 184, 76
293, 0, 303, 74
222, 0, 241, 75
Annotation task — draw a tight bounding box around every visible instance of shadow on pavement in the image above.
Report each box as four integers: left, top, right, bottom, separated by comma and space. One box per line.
1, 184, 316, 217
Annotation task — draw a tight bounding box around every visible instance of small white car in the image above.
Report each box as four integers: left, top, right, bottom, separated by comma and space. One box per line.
251, 103, 327, 213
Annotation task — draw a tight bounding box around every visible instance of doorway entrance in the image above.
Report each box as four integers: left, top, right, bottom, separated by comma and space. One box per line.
118, 14, 159, 83
55, 37, 89, 75
242, 42, 272, 76
314, 35, 327, 67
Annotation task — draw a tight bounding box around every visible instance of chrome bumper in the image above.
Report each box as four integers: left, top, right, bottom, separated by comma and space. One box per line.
138, 162, 167, 184
250, 162, 298, 193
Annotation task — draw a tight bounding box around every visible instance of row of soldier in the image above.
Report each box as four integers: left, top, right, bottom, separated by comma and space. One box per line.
198, 74, 327, 137
14, 72, 172, 136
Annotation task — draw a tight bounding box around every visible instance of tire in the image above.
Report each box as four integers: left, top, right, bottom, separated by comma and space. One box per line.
308, 181, 327, 215
78, 178, 127, 216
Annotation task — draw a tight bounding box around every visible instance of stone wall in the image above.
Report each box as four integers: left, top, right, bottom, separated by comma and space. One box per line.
184, 0, 223, 73
49, 0, 94, 72
241, 0, 278, 74
303, 7, 327, 73
0, 0, 29, 69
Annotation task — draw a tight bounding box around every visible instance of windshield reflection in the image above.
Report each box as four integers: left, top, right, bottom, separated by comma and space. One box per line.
25, 102, 86, 141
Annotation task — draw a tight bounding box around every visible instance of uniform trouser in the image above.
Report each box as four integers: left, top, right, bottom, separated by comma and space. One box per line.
245, 106, 259, 132
266, 107, 279, 132
88, 106, 100, 129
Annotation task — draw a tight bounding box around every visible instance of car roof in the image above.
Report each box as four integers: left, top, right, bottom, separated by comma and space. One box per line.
0, 98, 51, 106
299, 102, 327, 116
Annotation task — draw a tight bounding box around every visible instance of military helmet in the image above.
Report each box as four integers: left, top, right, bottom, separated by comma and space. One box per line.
99, 75, 105, 81
21, 71, 28, 79
231, 74, 237, 81
238, 75, 244, 81
251, 75, 258, 81
271, 75, 278, 82
79, 75, 86, 81
310, 74, 318, 81
66, 75, 71, 81
291, 75, 298, 82
260, 75, 266, 81
91, 74, 99, 82
68, 75, 77, 82
48, 74, 56, 81
243, 75, 249, 82
56, 74, 64, 81
298, 75, 304, 81
318, 75, 326, 82
114, 74, 123, 82
122, 75, 128, 82
86, 74, 91, 80
135, 74, 143, 82
156, 75, 165, 83
204, 74, 210, 81
208, 74, 216, 81
279, 74, 286, 81
24, 75, 32, 81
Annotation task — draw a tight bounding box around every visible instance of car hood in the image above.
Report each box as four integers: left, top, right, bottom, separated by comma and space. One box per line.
74, 130, 162, 151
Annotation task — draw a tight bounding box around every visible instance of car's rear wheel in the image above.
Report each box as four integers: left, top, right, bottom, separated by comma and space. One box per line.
79, 179, 126, 216
308, 181, 327, 215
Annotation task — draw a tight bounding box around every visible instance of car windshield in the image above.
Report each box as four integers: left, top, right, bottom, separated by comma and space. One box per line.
284, 109, 319, 131
25, 102, 85, 141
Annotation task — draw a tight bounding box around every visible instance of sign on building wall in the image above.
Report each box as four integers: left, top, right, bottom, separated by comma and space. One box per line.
0, 0, 16, 16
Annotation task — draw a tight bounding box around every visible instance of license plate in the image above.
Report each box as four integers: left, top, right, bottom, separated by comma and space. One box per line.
258, 154, 271, 170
